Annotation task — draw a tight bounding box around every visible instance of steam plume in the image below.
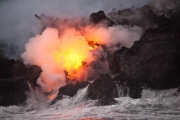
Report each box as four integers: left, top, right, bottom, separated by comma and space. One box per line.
0, 0, 149, 58
21, 23, 142, 92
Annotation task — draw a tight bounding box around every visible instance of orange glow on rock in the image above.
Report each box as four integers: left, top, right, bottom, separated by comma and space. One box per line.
48, 94, 57, 100
55, 52, 84, 71
22, 26, 107, 92
50, 28, 100, 80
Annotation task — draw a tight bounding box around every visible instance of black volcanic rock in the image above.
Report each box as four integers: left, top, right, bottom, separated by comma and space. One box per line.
107, 47, 128, 73
51, 81, 89, 105
87, 74, 118, 105
0, 57, 42, 88
52, 75, 119, 106
25, 65, 42, 89
87, 73, 142, 103
112, 72, 142, 99
106, 6, 180, 95
108, 3, 180, 30
107, 5, 157, 29
120, 26, 180, 90
90, 10, 115, 26
0, 77, 29, 106
0, 48, 42, 106
87, 74, 117, 99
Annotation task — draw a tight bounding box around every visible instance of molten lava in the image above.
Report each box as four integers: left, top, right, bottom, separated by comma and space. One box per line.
55, 52, 84, 70
48, 94, 57, 100
22, 26, 108, 92
88, 41, 100, 50
50, 28, 98, 80
55, 51, 85, 79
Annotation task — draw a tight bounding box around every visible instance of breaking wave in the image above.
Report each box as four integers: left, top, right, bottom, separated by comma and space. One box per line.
0, 87, 180, 120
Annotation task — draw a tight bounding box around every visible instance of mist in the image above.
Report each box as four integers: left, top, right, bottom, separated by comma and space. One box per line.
0, 0, 150, 59
150, 0, 180, 15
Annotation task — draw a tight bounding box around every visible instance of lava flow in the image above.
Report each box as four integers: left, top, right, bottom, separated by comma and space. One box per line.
22, 20, 141, 92
52, 28, 99, 80
22, 26, 101, 92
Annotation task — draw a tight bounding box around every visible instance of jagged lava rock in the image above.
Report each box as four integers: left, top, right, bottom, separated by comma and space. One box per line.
0, 58, 42, 88
107, 47, 128, 73
119, 26, 180, 90
52, 75, 118, 106
51, 81, 89, 105
25, 65, 42, 89
106, 6, 180, 97
90, 10, 115, 26
87, 74, 118, 105
0, 49, 42, 106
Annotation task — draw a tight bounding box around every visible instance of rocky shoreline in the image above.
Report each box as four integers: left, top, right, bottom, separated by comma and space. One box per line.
1, 3, 180, 106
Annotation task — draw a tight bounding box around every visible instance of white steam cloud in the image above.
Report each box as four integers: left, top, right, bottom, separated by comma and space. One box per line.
21, 24, 142, 92
150, 0, 180, 15
0, 0, 149, 58
0, 0, 154, 93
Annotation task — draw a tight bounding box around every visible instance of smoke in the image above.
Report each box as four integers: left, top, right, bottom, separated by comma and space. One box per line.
107, 0, 180, 31
1, 0, 163, 93
1, 0, 179, 59
2, 0, 179, 93
0, 0, 149, 59
150, 0, 180, 15
0, 0, 147, 92
85, 25, 142, 49
21, 22, 142, 92
21, 27, 94, 92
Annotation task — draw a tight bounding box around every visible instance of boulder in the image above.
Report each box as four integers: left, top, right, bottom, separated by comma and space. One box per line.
87, 74, 118, 100
0, 48, 42, 87
112, 72, 142, 99
51, 81, 89, 104
87, 74, 118, 105
0, 48, 42, 106
0, 57, 42, 88
90, 10, 115, 26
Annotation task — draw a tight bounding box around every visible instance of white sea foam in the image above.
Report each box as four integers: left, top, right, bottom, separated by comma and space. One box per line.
0, 88, 180, 120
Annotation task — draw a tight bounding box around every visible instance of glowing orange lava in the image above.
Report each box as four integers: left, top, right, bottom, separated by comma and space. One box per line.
52, 29, 97, 80
55, 51, 85, 79
48, 94, 57, 100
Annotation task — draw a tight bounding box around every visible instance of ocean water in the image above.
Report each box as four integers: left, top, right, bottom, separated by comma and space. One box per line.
0, 87, 180, 120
